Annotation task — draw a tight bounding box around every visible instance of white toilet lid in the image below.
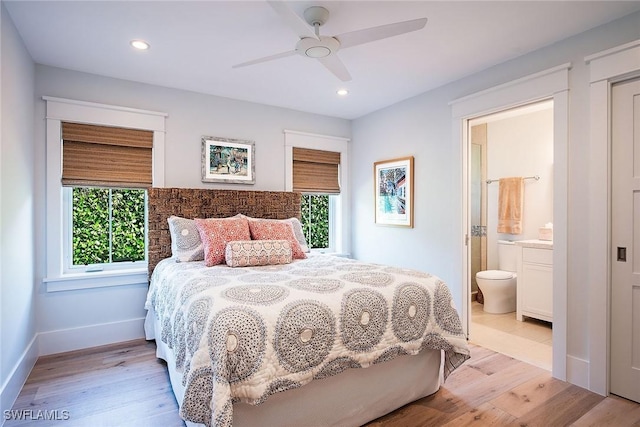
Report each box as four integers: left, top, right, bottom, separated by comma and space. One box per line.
476, 270, 515, 280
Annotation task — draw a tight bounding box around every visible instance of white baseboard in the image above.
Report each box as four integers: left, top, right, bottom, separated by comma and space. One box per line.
38, 317, 146, 356
566, 354, 589, 390
1, 318, 146, 426
0, 335, 38, 427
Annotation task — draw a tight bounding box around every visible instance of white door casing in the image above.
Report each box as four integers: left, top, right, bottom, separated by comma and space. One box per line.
610, 77, 640, 403
452, 63, 569, 381
586, 39, 640, 396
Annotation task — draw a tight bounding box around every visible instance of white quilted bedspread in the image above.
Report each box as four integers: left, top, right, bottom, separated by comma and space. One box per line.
146, 254, 469, 427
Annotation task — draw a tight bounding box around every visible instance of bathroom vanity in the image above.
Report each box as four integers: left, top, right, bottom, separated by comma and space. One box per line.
515, 240, 553, 323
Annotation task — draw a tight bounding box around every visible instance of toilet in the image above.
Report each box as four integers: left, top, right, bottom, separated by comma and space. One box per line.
476, 240, 517, 314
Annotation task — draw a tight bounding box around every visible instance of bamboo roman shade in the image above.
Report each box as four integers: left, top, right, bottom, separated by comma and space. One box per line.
292, 147, 341, 194
61, 122, 153, 188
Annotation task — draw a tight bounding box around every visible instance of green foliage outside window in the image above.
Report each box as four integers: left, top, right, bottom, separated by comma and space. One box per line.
301, 194, 329, 249
72, 188, 146, 265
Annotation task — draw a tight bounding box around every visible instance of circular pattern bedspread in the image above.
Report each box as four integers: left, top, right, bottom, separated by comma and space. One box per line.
146, 253, 470, 427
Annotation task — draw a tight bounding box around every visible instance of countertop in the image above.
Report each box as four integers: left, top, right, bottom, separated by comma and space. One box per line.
514, 239, 553, 249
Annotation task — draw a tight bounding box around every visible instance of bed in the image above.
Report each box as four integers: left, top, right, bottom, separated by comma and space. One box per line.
144, 188, 469, 427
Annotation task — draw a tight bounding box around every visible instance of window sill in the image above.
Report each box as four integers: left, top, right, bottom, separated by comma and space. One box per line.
43, 268, 148, 293
312, 251, 351, 258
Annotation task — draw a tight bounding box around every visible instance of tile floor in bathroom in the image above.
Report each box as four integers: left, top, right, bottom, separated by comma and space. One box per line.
470, 300, 552, 371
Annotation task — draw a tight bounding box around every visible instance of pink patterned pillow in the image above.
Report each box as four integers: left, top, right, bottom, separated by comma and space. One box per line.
225, 240, 292, 267
194, 217, 251, 266
248, 219, 307, 259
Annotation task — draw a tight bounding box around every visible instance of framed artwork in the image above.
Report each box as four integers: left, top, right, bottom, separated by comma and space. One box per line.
201, 136, 255, 184
374, 156, 414, 227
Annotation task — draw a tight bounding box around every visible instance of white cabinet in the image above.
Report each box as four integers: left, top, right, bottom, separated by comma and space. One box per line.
516, 244, 553, 323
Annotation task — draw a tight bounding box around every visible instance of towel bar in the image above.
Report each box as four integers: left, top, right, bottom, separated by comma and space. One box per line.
485, 175, 540, 184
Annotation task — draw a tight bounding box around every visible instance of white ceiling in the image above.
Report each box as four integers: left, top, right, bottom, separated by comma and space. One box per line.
5, 1, 640, 120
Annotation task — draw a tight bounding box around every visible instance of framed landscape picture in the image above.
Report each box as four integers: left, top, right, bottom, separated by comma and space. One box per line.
201, 136, 255, 184
374, 156, 414, 227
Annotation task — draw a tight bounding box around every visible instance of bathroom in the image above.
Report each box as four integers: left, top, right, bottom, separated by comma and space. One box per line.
469, 99, 554, 370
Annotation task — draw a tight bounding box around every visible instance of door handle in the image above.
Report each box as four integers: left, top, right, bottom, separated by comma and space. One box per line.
617, 247, 627, 262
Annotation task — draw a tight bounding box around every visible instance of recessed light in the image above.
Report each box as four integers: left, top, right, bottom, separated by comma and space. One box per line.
337, 89, 349, 96
130, 40, 150, 50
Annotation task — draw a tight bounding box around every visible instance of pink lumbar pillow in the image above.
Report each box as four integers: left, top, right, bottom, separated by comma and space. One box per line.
225, 240, 293, 267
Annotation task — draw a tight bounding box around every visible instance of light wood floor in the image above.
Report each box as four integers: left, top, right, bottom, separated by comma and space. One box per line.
5, 339, 640, 427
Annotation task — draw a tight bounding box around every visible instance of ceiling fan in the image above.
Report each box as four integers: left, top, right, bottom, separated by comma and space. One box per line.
232, 2, 428, 82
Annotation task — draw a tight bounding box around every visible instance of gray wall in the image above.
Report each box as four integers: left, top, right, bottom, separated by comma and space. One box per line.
3, 1, 640, 410
351, 10, 640, 379
1, 22, 349, 411
35, 66, 351, 192
1, 1, 37, 415
31, 65, 350, 357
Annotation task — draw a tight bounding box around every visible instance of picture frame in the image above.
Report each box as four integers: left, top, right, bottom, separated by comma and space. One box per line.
201, 136, 255, 184
374, 156, 414, 227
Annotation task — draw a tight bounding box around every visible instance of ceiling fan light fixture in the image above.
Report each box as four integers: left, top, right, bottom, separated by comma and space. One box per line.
235, 2, 428, 82
130, 39, 150, 50
306, 46, 331, 58
296, 36, 340, 59
337, 89, 349, 96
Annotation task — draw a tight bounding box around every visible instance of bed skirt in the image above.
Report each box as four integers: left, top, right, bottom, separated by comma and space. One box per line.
145, 307, 443, 427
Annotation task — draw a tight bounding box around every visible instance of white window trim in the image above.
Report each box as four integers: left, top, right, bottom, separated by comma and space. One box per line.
284, 129, 350, 256
43, 96, 167, 292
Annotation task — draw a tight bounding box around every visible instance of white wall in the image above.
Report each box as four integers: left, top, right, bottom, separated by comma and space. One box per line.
486, 108, 554, 269
35, 66, 350, 192
31, 65, 350, 355
351, 10, 640, 390
3, 0, 639, 403
351, 90, 459, 287
0, 1, 37, 417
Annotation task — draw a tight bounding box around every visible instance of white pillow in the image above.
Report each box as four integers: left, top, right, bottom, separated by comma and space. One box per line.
167, 216, 204, 262
288, 217, 310, 253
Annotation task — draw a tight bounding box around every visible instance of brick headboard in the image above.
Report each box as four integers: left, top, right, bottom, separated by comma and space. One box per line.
147, 187, 302, 279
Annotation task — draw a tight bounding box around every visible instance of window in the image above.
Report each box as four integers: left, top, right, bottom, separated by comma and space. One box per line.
293, 147, 339, 251
301, 194, 330, 249
69, 187, 146, 268
284, 130, 350, 255
61, 121, 152, 272
44, 97, 166, 291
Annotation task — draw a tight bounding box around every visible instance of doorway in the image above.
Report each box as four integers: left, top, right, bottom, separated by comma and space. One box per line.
452, 63, 569, 381
467, 101, 554, 370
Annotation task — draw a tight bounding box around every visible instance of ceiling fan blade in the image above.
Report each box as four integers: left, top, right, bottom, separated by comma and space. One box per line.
318, 55, 352, 82
232, 50, 297, 68
267, 1, 319, 40
336, 17, 427, 49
